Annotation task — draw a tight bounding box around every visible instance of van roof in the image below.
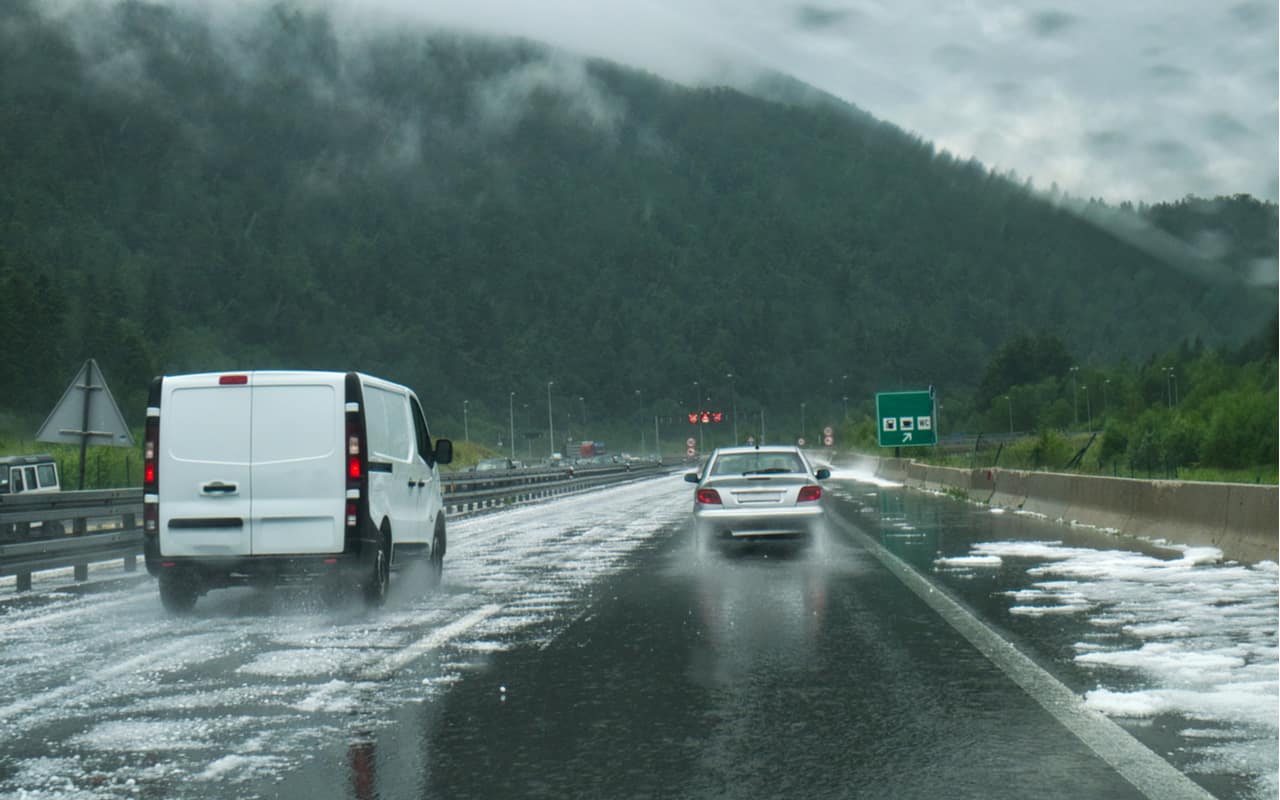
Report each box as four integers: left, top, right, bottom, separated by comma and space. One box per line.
0, 453, 56, 466
160, 370, 409, 392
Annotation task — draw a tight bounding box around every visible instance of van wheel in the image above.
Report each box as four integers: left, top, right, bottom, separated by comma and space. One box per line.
363, 525, 390, 607
428, 520, 446, 588
158, 570, 198, 614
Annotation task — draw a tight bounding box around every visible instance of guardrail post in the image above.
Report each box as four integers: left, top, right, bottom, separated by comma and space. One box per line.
72, 514, 89, 580
122, 513, 138, 573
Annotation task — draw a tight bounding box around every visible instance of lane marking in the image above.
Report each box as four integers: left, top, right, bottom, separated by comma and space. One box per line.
361, 604, 502, 681
828, 511, 1217, 800
0, 594, 145, 633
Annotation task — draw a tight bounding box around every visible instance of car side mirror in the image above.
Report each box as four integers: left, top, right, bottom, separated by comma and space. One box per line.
434, 438, 454, 466
683, 472, 700, 483
815, 468, 831, 480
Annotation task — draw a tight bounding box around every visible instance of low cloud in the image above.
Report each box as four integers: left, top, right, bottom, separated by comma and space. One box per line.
473, 55, 626, 137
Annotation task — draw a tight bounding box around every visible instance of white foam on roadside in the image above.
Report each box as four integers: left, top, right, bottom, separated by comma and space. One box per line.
827, 466, 902, 488
957, 539, 1278, 795
934, 555, 1002, 569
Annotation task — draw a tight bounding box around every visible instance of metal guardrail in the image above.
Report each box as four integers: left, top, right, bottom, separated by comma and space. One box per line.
0, 462, 668, 593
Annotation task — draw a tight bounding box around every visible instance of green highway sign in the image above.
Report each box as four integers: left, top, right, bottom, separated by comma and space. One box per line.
876, 390, 937, 447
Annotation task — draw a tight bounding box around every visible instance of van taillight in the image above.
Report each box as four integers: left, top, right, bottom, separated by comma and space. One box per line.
144, 417, 159, 491
219, 374, 248, 385
143, 397, 160, 533
344, 407, 365, 529
347, 435, 361, 479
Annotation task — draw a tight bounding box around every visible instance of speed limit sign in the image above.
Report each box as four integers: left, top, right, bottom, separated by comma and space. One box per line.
823, 426, 833, 437
686, 437, 696, 448
685, 446, 696, 457
823, 435, 834, 446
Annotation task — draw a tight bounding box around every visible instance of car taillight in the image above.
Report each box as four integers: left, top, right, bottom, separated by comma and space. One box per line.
797, 485, 822, 502
695, 488, 721, 505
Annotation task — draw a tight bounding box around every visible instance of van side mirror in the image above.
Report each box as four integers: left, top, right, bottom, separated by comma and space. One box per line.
434, 438, 453, 466
815, 468, 831, 480
684, 472, 700, 483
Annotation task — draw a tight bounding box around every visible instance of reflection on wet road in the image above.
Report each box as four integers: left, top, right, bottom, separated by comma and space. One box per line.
2, 470, 1273, 800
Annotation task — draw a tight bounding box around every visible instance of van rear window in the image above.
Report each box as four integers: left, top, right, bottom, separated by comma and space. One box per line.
36, 464, 57, 488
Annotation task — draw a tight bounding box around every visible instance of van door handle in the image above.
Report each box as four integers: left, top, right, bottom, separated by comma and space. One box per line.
408, 480, 424, 488
202, 481, 239, 495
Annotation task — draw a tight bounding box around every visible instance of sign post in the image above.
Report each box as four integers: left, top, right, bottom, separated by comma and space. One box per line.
875, 390, 938, 448
35, 359, 135, 489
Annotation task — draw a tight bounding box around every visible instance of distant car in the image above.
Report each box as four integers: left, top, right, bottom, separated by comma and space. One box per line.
684, 445, 830, 547
473, 457, 515, 472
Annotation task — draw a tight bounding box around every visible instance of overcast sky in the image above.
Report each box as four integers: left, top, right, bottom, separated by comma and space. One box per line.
324, 0, 1277, 205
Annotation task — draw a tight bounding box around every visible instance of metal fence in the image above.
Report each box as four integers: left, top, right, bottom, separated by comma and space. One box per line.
0, 462, 668, 593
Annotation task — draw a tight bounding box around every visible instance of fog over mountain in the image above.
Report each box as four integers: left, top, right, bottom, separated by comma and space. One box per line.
1, 0, 1275, 433
50, 0, 1274, 204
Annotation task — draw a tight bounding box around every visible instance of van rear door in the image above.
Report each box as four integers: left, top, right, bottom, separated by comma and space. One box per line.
249, 374, 345, 555
160, 375, 253, 557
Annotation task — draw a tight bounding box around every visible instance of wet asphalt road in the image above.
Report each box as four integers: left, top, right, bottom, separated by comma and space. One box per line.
263, 489, 1150, 800
4, 473, 1270, 800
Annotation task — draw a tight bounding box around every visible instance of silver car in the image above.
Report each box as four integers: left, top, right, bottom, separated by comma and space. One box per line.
685, 445, 830, 546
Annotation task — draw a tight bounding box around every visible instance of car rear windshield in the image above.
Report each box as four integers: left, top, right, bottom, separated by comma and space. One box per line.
710, 452, 805, 476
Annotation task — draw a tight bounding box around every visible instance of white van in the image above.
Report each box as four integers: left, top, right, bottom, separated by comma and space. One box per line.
0, 454, 61, 496
142, 371, 453, 612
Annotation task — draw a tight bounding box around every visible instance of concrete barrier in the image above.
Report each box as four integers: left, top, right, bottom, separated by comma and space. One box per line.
904, 462, 928, 488
843, 455, 1278, 564
922, 465, 972, 493
1060, 474, 1143, 534
875, 458, 910, 482
1223, 484, 1280, 564
968, 468, 997, 504
989, 469, 1030, 510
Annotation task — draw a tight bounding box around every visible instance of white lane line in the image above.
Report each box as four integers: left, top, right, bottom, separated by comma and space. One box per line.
361, 604, 503, 681
0, 634, 212, 728
0, 594, 145, 633
828, 511, 1218, 800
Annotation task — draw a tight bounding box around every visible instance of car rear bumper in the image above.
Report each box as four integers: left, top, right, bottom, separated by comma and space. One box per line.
693, 505, 824, 538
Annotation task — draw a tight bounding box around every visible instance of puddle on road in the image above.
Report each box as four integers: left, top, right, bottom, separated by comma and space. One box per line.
828, 471, 1278, 800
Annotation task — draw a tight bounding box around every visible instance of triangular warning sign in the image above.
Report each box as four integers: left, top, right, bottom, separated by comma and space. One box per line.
35, 359, 136, 447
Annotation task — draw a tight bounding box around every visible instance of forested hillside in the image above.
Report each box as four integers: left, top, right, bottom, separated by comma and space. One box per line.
0, 0, 1274, 438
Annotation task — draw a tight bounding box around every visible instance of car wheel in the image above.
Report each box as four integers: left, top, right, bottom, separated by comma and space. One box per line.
158, 570, 198, 614
363, 524, 390, 607
428, 520, 446, 588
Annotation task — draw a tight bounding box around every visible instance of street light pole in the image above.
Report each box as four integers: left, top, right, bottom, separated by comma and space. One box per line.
800, 402, 806, 444
546, 381, 555, 459
1102, 379, 1110, 420
523, 404, 531, 459
1083, 385, 1092, 430
1005, 395, 1013, 434
1069, 366, 1079, 428
508, 392, 516, 459
635, 389, 642, 454
727, 373, 737, 445
463, 400, 470, 442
